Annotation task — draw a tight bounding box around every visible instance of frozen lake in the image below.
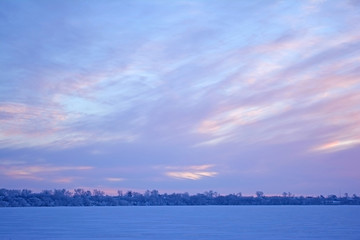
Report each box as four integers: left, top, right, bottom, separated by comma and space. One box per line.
0, 206, 359, 239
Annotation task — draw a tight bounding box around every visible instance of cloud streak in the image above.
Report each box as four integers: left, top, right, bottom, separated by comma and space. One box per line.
0, 163, 93, 182
165, 165, 218, 180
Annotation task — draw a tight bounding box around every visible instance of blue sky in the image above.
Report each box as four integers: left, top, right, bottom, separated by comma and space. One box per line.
1, 0, 360, 195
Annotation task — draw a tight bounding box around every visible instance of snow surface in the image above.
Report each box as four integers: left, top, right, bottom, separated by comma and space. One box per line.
0, 206, 359, 239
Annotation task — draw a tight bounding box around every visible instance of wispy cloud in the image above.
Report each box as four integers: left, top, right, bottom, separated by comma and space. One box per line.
105, 177, 125, 182
53, 177, 78, 183
195, 102, 290, 146
313, 139, 360, 153
0, 163, 93, 181
165, 164, 218, 180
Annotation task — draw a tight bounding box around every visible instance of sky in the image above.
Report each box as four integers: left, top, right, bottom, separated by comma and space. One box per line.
0, 0, 360, 196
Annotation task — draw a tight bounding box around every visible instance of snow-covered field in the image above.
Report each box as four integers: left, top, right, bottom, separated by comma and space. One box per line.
0, 206, 359, 239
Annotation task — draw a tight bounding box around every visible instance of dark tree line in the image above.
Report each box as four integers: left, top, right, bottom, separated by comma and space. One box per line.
0, 188, 359, 207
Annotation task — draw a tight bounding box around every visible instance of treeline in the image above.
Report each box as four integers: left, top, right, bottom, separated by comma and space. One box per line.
0, 188, 359, 207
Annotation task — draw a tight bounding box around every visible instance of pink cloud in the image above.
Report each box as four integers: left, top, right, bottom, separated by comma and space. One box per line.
164, 164, 218, 180
0, 164, 93, 182
313, 139, 360, 152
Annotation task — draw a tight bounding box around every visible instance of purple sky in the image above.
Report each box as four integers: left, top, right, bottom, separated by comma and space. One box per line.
1, 0, 360, 196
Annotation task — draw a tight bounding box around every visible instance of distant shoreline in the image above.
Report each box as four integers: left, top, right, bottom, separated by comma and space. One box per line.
1, 189, 359, 207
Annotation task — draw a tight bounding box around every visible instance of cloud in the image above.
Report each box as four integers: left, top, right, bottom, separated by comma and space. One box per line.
188, 20, 360, 149
0, 100, 138, 149
166, 171, 217, 180
106, 177, 125, 182
0, 164, 93, 181
165, 164, 218, 180
313, 139, 360, 153
195, 102, 290, 146
53, 177, 77, 183
2, 0, 357, 151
